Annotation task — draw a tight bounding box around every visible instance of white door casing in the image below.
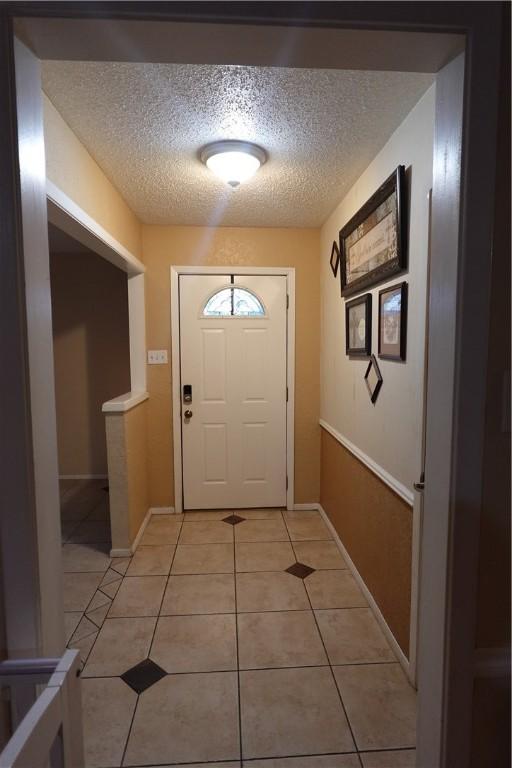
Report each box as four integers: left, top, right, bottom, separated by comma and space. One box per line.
179, 273, 288, 510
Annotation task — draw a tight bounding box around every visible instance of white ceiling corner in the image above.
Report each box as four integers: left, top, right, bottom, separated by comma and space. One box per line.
41, 61, 433, 228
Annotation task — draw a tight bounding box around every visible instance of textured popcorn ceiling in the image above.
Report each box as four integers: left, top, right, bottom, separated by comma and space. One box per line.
42, 62, 433, 227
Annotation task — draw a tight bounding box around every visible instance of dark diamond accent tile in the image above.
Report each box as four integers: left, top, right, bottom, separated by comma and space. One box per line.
286, 562, 316, 579
121, 658, 167, 694
222, 514, 245, 526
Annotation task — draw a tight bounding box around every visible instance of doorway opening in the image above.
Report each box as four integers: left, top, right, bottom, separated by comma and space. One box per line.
48, 222, 132, 651
1, 5, 507, 767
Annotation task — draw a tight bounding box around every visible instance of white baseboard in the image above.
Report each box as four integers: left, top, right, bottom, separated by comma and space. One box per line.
110, 507, 152, 558
110, 506, 176, 558
59, 474, 108, 480
130, 507, 152, 553
293, 503, 319, 511
317, 502, 413, 684
110, 547, 132, 558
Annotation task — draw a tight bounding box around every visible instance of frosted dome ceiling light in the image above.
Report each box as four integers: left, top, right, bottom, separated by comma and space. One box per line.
200, 140, 267, 188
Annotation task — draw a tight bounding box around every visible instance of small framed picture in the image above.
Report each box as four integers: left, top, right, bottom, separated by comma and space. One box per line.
364, 354, 383, 403
345, 293, 371, 356
378, 281, 408, 361
330, 240, 340, 277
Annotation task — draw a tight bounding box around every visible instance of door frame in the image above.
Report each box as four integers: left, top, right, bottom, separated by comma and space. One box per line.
170, 265, 295, 515
1, 5, 506, 766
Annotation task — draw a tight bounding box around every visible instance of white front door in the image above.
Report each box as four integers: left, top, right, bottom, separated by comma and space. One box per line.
179, 274, 287, 510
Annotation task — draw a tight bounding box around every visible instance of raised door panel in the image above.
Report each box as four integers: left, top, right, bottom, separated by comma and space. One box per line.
242, 422, 267, 483
203, 423, 227, 484
241, 328, 268, 403
201, 329, 226, 403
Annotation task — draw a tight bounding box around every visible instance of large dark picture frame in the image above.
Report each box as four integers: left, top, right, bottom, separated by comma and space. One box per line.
339, 165, 407, 297
345, 293, 371, 356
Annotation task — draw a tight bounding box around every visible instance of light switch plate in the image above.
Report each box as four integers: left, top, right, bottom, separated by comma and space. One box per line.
147, 349, 168, 365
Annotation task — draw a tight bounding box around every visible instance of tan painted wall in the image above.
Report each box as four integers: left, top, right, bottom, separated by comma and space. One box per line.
320, 429, 412, 654
142, 225, 321, 508
43, 94, 143, 259
319, 88, 435, 658
320, 86, 435, 490
50, 250, 131, 476
105, 401, 149, 550
125, 402, 150, 542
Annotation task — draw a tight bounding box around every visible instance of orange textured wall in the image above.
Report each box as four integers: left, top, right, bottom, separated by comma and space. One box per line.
142, 225, 321, 508
320, 428, 412, 655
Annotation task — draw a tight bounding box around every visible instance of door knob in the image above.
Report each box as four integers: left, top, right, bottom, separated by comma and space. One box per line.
184, 409, 193, 419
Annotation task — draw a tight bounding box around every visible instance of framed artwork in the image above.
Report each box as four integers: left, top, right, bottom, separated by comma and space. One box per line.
345, 293, 371, 356
364, 354, 383, 404
378, 281, 408, 361
339, 165, 407, 297
330, 240, 340, 277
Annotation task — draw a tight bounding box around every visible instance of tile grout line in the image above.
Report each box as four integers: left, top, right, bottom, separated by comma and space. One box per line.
73, 592, 111, 661
63, 482, 106, 526
249, 518, 360, 767
66, 562, 114, 660
61, 503, 101, 542
65, 567, 350, 578
237, 510, 292, 766
119, 684, 139, 768
241, 752, 362, 767
94, 604, 376, 620
129, 519, 183, 765
79, 657, 401, 680
124, 749, 372, 767
119, 515, 184, 767
67, 494, 111, 544
117, 567, 349, 577
301, 566, 362, 759
60, 515, 83, 544
62, 481, 115, 665
233, 536, 243, 766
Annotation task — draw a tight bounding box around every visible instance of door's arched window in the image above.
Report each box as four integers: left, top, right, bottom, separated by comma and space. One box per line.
202, 287, 265, 317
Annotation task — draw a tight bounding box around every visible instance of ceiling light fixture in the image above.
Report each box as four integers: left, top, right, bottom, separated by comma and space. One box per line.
200, 140, 267, 188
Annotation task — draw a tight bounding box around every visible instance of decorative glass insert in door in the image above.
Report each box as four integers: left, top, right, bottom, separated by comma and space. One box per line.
202, 287, 266, 317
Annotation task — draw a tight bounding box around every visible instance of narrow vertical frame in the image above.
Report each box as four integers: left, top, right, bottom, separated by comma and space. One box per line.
378, 281, 408, 361
170, 266, 296, 515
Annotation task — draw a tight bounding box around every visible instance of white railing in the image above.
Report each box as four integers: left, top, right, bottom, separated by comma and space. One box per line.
0, 650, 84, 768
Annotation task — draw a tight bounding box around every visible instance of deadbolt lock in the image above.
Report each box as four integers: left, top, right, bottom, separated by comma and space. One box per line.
183, 384, 192, 403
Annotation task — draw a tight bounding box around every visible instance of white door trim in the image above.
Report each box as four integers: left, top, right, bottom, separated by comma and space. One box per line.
46, 179, 145, 276
170, 266, 295, 514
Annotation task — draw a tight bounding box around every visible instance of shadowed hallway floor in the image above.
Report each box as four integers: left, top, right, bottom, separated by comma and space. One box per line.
61, 480, 416, 768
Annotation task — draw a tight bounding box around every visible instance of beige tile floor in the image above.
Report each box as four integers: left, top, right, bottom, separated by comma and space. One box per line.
61, 480, 417, 768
